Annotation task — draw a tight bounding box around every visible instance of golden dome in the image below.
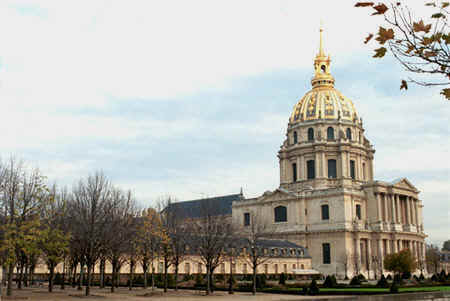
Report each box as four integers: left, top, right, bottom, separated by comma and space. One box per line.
289, 28, 359, 123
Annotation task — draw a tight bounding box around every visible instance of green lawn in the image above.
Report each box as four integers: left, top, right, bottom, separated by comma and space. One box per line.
319, 286, 450, 293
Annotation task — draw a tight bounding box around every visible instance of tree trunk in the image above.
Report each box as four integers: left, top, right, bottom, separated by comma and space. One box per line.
99, 258, 105, 288
163, 259, 168, 293
129, 259, 134, 291
252, 266, 257, 295
61, 259, 66, 290
23, 264, 28, 287
48, 264, 55, 293
143, 263, 148, 289
206, 263, 211, 295
7, 262, 13, 296
85, 262, 92, 296
111, 262, 116, 293
151, 265, 155, 291
228, 257, 233, 294
78, 264, 83, 291
175, 264, 178, 291
17, 262, 23, 289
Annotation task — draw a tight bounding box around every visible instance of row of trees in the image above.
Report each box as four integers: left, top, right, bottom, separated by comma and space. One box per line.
0, 157, 278, 297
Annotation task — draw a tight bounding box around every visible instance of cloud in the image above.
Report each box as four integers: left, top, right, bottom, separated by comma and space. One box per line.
0, 0, 447, 245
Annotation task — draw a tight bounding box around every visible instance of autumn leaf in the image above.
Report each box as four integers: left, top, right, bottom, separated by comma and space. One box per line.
440, 88, 450, 100
355, 2, 374, 7
413, 20, 432, 33
373, 47, 387, 58
431, 13, 446, 18
364, 33, 374, 44
443, 34, 450, 44
376, 27, 394, 44
400, 80, 408, 90
443, 2, 450, 8
425, 2, 436, 6
423, 51, 437, 58
372, 3, 389, 15
422, 37, 433, 45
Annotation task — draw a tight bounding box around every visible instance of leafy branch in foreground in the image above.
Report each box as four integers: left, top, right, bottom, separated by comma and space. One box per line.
356, 1, 450, 100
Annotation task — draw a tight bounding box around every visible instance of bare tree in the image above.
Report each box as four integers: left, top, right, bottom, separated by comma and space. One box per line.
240, 212, 272, 295
337, 252, 351, 279
426, 244, 441, 274
188, 201, 234, 295
103, 188, 138, 293
69, 172, 111, 296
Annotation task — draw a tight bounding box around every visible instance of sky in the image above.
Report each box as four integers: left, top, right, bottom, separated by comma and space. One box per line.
0, 1, 448, 247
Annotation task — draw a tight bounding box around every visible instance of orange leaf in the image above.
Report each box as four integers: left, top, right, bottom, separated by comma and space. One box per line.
355, 2, 374, 7
364, 33, 374, 44
400, 80, 408, 90
373, 47, 387, 58
440, 88, 450, 100
413, 20, 432, 33
375, 27, 394, 44
372, 3, 389, 15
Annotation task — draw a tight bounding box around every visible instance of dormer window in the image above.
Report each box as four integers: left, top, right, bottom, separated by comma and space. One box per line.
293, 131, 298, 144
346, 128, 352, 140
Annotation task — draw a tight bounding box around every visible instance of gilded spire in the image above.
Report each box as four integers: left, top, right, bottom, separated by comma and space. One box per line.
312, 24, 334, 88
319, 22, 324, 56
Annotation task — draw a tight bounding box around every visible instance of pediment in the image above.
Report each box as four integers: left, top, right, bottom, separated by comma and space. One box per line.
258, 188, 295, 202
390, 178, 419, 192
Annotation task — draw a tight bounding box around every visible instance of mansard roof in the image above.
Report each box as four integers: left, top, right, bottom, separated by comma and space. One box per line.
167, 193, 244, 219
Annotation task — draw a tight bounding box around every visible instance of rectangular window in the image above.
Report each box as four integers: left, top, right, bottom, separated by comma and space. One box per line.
323, 243, 331, 264
350, 160, 356, 179
221, 263, 225, 273
264, 264, 268, 274
328, 159, 337, 178
307, 160, 315, 179
321, 204, 329, 220
244, 212, 250, 226
185, 263, 190, 274
243, 263, 247, 274
198, 263, 202, 274
292, 163, 297, 182
274, 264, 278, 274
284, 264, 287, 273
356, 204, 361, 220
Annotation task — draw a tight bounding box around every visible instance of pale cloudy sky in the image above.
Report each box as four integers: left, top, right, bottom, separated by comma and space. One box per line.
0, 1, 448, 246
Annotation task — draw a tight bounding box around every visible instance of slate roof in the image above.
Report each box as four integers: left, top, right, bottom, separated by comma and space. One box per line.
166, 193, 243, 219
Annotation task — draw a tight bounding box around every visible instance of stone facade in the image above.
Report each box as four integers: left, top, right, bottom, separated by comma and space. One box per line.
232, 28, 427, 279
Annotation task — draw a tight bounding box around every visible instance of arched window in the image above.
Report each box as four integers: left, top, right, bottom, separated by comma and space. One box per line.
362, 163, 366, 180
346, 128, 352, 140
274, 206, 287, 222
327, 127, 334, 140
307, 160, 315, 179
293, 131, 298, 144
307, 128, 314, 141
350, 160, 356, 179
292, 163, 297, 182
328, 159, 337, 178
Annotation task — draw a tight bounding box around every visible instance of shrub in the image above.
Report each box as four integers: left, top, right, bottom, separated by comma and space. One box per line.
386, 274, 392, 280
323, 275, 337, 288
194, 274, 204, 287
279, 273, 286, 285
390, 281, 398, 293
54, 272, 62, 285
376, 274, 388, 288
302, 286, 308, 295
183, 274, 192, 281
431, 274, 438, 282
402, 271, 411, 279
394, 274, 402, 284
308, 279, 319, 295
419, 273, 425, 281
227, 275, 236, 286
344, 275, 349, 280
439, 270, 447, 282
349, 276, 361, 286
256, 274, 266, 289
357, 274, 366, 282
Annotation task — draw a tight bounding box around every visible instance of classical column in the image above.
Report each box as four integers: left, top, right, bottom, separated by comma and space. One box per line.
315, 152, 321, 178
383, 194, 388, 223
322, 152, 326, 178
414, 199, 419, 226
356, 236, 361, 272
405, 196, 411, 225
376, 193, 382, 222
296, 156, 301, 181
301, 156, 306, 180
394, 195, 400, 224
367, 239, 372, 274
388, 194, 397, 224
378, 239, 384, 271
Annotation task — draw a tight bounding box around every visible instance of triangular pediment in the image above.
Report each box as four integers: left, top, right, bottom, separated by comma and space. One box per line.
257, 188, 295, 202
390, 178, 419, 192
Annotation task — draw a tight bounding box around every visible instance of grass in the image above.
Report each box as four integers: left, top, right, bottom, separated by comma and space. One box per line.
319, 286, 450, 293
